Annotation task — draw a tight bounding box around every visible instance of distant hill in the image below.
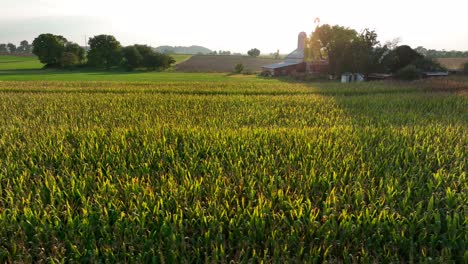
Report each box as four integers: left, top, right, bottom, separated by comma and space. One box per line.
155, 45, 212, 55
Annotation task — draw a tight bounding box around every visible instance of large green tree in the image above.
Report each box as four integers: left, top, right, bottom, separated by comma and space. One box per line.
32, 34, 68, 66
390, 45, 423, 72
349, 29, 387, 76
308, 24, 358, 77
87, 35, 122, 69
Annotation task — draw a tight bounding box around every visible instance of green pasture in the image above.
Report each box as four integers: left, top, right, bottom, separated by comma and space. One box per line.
0, 56, 43, 70
0, 55, 259, 82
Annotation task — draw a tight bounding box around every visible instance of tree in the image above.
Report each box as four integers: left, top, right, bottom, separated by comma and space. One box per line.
415, 46, 428, 57
0, 44, 7, 53
65, 42, 86, 64
7, 43, 16, 53
390, 45, 423, 72
143, 52, 175, 71
143, 53, 162, 71
274, 50, 280, 59
247, 48, 260, 57
32, 34, 68, 66
134, 45, 153, 58
19, 40, 31, 53
349, 29, 381, 76
121, 46, 143, 71
384, 38, 401, 50
308, 24, 359, 77
130, 44, 175, 71
87, 35, 122, 69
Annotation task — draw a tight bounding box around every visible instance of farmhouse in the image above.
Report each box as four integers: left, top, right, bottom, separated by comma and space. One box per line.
262, 32, 329, 76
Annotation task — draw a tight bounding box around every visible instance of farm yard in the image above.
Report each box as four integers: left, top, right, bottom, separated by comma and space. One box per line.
0, 54, 466, 262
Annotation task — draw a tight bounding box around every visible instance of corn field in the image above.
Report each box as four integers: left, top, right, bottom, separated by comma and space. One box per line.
0, 80, 466, 262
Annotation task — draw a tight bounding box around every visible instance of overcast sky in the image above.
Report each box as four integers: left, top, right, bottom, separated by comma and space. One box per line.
1, 0, 467, 54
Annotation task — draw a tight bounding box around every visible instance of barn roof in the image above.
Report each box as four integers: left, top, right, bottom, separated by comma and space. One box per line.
262, 61, 302, 70
262, 32, 306, 70
284, 49, 304, 62
263, 48, 305, 70
423, 71, 449, 77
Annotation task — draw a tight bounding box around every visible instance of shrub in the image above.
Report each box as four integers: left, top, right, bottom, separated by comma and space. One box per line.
395, 64, 422, 80
234, 63, 244, 74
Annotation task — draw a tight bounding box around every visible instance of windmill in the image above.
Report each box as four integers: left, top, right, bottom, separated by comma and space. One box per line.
314, 17, 321, 29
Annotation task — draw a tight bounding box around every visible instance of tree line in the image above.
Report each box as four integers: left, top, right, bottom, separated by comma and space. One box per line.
31, 34, 175, 71
306, 25, 446, 79
206, 49, 261, 57
414, 47, 468, 58
0, 41, 32, 54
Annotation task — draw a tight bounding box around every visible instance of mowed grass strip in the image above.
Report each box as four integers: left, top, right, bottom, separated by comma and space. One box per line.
0, 80, 466, 262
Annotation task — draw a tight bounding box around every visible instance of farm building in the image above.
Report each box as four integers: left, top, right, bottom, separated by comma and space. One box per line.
262, 32, 307, 76
262, 32, 329, 76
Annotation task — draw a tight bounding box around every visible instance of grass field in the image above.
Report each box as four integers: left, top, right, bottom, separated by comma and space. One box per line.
0, 54, 192, 70
0, 55, 266, 82
0, 56, 43, 70
0, 56, 467, 262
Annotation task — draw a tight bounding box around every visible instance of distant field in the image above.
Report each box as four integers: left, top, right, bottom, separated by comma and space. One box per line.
176, 55, 283, 72
436, 57, 468, 70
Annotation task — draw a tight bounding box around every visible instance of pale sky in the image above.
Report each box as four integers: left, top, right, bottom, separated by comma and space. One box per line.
1, 0, 467, 54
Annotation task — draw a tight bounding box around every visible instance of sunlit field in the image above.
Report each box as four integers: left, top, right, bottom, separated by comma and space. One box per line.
0, 77, 466, 262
